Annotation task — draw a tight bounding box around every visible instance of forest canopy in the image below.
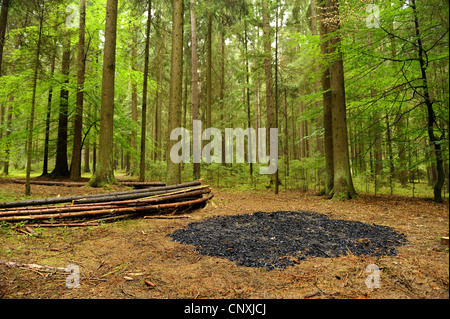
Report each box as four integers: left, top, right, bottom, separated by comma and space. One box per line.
0, 0, 448, 201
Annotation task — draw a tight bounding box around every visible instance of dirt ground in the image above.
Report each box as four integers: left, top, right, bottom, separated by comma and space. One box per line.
0, 180, 448, 299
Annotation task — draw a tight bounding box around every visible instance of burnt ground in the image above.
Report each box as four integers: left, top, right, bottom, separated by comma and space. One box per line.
170, 211, 408, 270
0, 180, 448, 299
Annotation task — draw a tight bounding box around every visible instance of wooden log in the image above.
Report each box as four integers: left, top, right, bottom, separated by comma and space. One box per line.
71, 183, 205, 205
11, 179, 165, 188
0, 180, 202, 209
0, 186, 210, 217
0, 193, 213, 222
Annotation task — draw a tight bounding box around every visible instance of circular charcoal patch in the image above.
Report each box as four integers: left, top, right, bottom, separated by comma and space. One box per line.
168, 211, 407, 270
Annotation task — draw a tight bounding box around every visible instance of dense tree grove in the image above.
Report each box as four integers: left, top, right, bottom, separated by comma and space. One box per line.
0, 0, 448, 201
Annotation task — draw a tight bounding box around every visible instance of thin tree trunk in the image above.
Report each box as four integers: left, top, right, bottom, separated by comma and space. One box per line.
319, 1, 333, 195
130, 28, 138, 172
262, 0, 276, 185
0, 0, 10, 77
139, 0, 152, 182
166, 0, 184, 185
154, 13, 165, 161
89, 0, 118, 186
3, 95, 12, 174
70, 0, 86, 181
191, 0, 200, 180
283, 88, 289, 179
311, 0, 323, 156
41, 53, 56, 176
206, 0, 212, 130
25, 5, 44, 195
274, 0, 279, 194
244, 16, 252, 177
411, 0, 444, 203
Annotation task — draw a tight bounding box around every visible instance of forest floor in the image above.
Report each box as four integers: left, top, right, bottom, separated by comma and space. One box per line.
0, 178, 448, 299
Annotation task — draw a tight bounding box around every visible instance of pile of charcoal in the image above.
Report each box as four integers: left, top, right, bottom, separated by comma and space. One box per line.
169, 211, 407, 270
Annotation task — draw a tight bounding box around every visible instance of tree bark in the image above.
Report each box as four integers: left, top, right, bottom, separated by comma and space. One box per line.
0, 0, 10, 77
166, 0, 184, 185
262, 0, 276, 186
25, 4, 44, 195
139, 0, 152, 182
318, 1, 334, 195
206, 1, 212, 130
326, 0, 356, 199
130, 27, 138, 172
2, 95, 12, 175
89, 0, 118, 187
51, 32, 71, 178
41, 53, 56, 176
244, 16, 252, 177
70, 0, 86, 181
191, 0, 200, 180
154, 11, 164, 161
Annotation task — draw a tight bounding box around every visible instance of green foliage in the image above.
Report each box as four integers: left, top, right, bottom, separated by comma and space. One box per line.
0, 0, 447, 199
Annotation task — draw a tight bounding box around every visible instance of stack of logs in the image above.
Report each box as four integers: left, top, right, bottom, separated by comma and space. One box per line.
0, 181, 213, 227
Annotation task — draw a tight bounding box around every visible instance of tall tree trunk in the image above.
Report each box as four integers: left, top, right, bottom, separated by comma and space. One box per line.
310, 0, 323, 156
84, 142, 90, 173
25, 5, 44, 195
190, 0, 200, 180
318, 0, 334, 195
41, 53, 56, 176
206, 0, 212, 130
154, 12, 164, 161
274, 0, 279, 194
220, 27, 226, 166
51, 33, 71, 178
262, 0, 276, 185
3, 95, 12, 175
89, 0, 118, 187
0, 0, 10, 77
411, 0, 444, 203
166, 0, 184, 185
326, 0, 356, 199
139, 0, 152, 182
244, 17, 252, 177
130, 27, 138, 172
70, 0, 86, 181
